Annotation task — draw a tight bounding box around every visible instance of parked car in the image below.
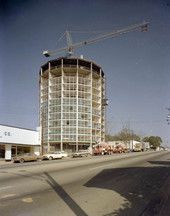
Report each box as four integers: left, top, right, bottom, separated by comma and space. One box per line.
59, 151, 68, 158
72, 150, 90, 158
42, 152, 63, 160
12, 153, 42, 163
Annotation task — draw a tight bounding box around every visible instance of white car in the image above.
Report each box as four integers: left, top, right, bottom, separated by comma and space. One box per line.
59, 151, 68, 158
43, 152, 63, 160
72, 150, 90, 158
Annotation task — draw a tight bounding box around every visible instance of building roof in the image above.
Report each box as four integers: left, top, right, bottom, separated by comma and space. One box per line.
40, 57, 104, 77
0, 124, 37, 132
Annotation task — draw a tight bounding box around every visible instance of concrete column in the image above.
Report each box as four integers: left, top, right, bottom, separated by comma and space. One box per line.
90, 63, 93, 149
47, 62, 51, 153
60, 59, 63, 151
5, 144, 12, 161
100, 69, 102, 143
76, 60, 79, 152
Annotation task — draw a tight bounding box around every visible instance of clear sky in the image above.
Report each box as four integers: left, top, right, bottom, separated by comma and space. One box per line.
1, 0, 170, 145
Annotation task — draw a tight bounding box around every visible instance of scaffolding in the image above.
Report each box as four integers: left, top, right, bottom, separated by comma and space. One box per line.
40, 57, 106, 153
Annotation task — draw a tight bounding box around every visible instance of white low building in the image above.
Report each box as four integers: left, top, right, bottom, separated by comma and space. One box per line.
0, 124, 40, 161
107, 140, 150, 151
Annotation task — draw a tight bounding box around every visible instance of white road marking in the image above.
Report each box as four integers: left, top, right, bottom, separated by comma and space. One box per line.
22, 197, 33, 203
0, 194, 16, 199
0, 186, 13, 191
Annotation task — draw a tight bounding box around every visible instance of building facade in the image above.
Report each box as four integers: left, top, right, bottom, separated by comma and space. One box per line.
40, 57, 106, 153
0, 124, 40, 160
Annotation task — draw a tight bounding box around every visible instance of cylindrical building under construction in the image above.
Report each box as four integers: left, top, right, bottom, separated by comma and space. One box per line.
40, 57, 106, 153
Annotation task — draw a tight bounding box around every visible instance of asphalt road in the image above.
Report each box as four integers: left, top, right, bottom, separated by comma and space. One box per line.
0, 151, 170, 216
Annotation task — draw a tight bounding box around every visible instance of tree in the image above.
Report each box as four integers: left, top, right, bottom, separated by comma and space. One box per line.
142, 137, 149, 142
117, 128, 132, 142
116, 128, 140, 142
105, 128, 141, 143
143, 136, 162, 150
105, 134, 120, 142
105, 134, 114, 142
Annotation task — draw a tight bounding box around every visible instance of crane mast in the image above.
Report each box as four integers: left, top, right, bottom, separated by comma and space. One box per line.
43, 21, 149, 57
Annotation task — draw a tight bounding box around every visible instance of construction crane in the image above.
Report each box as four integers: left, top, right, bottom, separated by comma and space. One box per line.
43, 21, 149, 58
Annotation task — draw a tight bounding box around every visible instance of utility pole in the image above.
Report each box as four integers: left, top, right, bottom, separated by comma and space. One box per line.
131, 129, 134, 152
166, 108, 170, 125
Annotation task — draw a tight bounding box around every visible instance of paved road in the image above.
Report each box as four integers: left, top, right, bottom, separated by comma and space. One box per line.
0, 151, 169, 216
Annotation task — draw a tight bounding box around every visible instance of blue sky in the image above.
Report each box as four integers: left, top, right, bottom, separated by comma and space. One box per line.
1, 0, 170, 145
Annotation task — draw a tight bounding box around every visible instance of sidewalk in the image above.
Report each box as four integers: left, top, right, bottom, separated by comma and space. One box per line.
0, 159, 12, 167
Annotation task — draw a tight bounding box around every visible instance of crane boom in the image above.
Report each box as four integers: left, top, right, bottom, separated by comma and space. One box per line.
43, 21, 149, 57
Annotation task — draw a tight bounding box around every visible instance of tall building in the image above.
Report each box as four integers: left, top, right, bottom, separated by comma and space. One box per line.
40, 57, 106, 153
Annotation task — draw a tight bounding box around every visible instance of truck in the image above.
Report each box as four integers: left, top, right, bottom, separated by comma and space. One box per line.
112, 145, 126, 153
93, 143, 112, 155
133, 143, 142, 152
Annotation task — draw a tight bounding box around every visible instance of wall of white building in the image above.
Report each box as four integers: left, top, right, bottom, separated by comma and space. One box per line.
0, 125, 40, 160
0, 125, 39, 145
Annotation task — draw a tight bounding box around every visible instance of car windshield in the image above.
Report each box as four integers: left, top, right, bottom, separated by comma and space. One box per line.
17, 153, 30, 156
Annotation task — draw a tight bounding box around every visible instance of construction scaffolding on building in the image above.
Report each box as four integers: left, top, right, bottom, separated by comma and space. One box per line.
40, 57, 106, 153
